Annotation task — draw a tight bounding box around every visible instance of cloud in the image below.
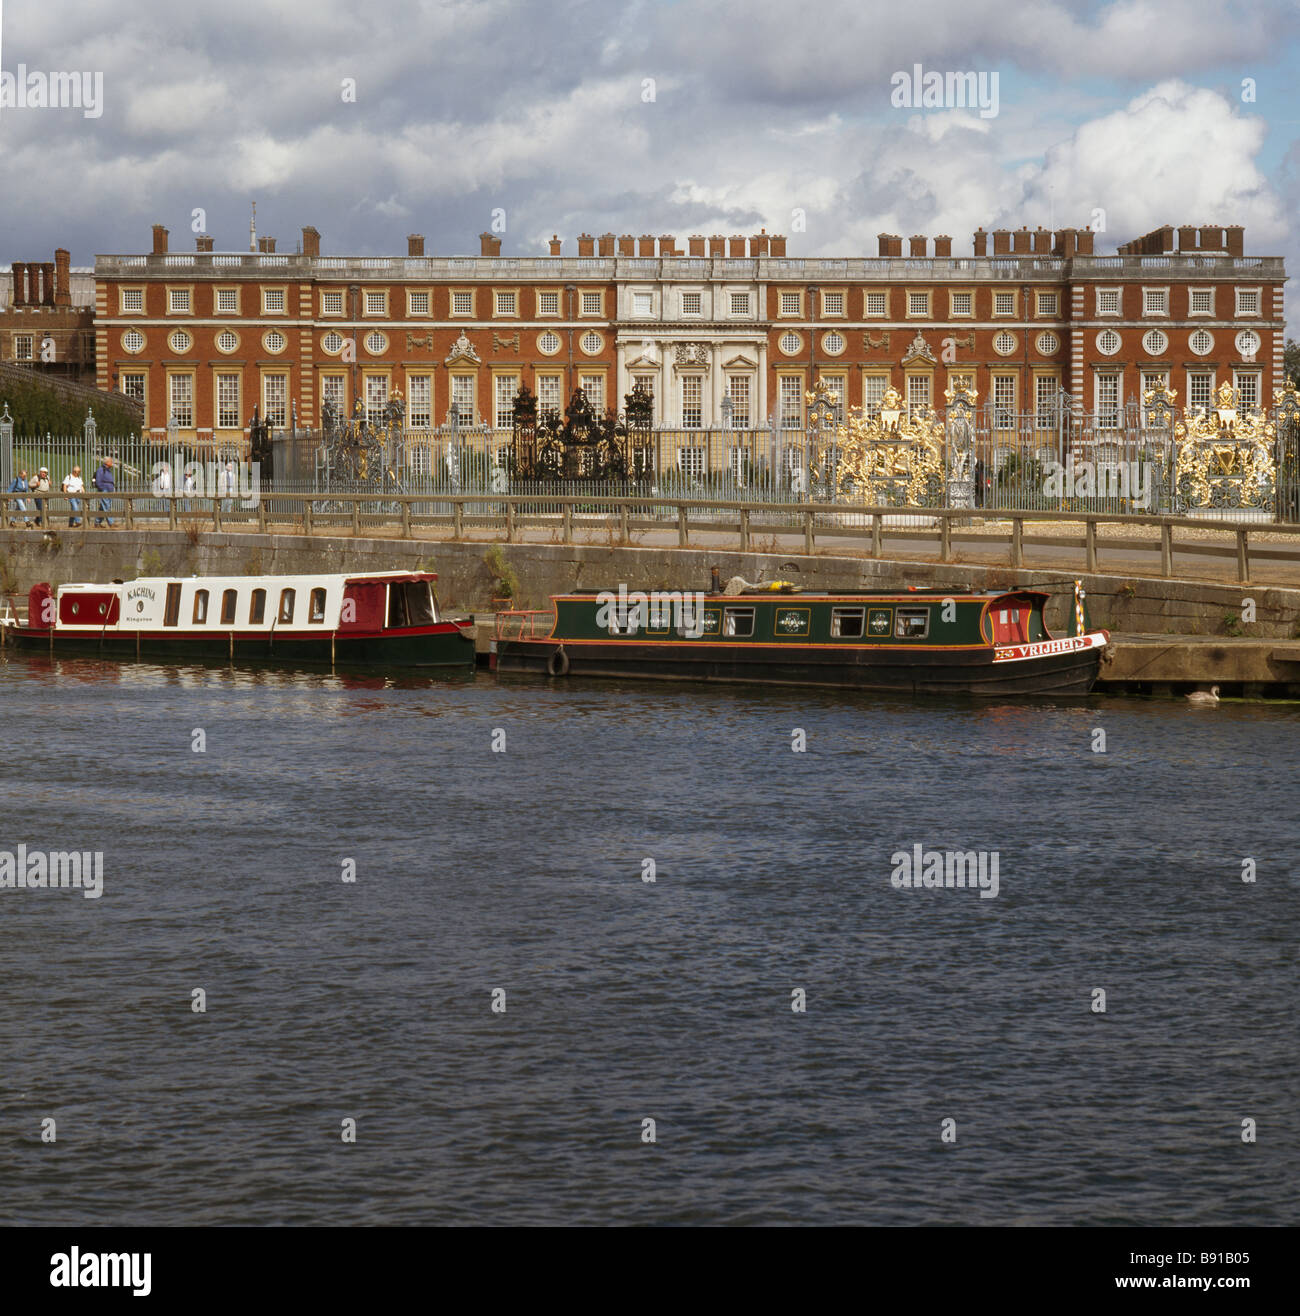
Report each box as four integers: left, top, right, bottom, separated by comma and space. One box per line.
0, 0, 1293, 279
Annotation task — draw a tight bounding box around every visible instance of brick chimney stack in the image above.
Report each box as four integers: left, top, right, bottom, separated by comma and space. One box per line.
992, 229, 1011, 255
932, 235, 952, 258
638, 234, 655, 256
549, 235, 563, 256
152, 224, 168, 255
1178, 225, 1198, 252
196, 235, 214, 252
1224, 225, 1244, 257
688, 235, 705, 256
40, 262, 54, 305
728, 234, 747, 257
973, 228, 987, 257
1076, 227, 1094, 255
909, 234, 927, 257
1032, 227, 1051, 254
480, 232, 502, 257
1054, 229, 1077, 258
407, 234, 424, 257
709, 235, 726, 257
577, 233, 595, 258
618, 234, 635, 256
11, 262, 26, 307
1012, 227, 1031, 254
751, 230, 770, 257
659, 234, 677, 256
599, 233, 616, 257
54, 248, 71, 307
257, 236, 277, 253
302, 226, 321, 257
769, 234, 787, 257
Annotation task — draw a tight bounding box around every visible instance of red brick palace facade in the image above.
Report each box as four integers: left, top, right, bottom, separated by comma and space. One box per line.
93, 220, 1286, 444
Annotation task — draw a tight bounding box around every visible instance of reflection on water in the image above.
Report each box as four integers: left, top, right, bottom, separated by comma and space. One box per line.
1, 648, 1297, 1226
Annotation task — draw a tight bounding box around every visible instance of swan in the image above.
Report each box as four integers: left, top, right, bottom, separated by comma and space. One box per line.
1186, 686, 1220, 705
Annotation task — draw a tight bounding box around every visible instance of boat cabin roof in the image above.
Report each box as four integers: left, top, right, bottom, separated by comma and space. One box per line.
56, 570, 435, 595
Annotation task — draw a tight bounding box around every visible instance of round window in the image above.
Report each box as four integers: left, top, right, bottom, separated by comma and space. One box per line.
994, 331, 1018, 356
98, 603, 107, 616
1235, 329, 1261, 358
122, 330, 145, 353
1095, 329, 1121, 356
1142, 329, 1168, 356
70, 603, 80, 616
821, 331, 845, 356
217, 331, 240, 353
169, 329, 192, 353
322, 331, 345, 354
364, 331, 388, 355
779, 331, 802, 355
1190, 329, 1214, 356
581, 331, 603, 355
264, 330, 287, 354
537, 331, 561, 355
1035, 332, 1059, 355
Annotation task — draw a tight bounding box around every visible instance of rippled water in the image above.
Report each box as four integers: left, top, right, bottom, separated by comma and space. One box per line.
1, 651, 1296, 1225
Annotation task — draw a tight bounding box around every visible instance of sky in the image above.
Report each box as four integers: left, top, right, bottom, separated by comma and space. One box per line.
0, 0, 1298, 279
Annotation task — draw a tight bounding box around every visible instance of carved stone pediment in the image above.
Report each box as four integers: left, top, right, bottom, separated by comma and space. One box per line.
901, 332, 935, 365
723, 352, 758, 370
444, 331, 481, 366
673, 342, 711, 371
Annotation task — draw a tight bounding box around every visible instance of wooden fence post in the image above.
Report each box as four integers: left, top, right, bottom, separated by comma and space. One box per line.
1237, 528, 1249, 582
1010, 517, 1023, 567
1161, 524, 1173, 577
1086, 520, 1097, 573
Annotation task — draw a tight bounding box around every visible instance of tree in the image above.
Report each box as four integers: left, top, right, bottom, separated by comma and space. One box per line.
1284, 338, 1300, 389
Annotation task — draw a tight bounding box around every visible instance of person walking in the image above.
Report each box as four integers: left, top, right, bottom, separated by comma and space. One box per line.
62, 465, 85, 526
182, 467, 195, 513
30, 467, 51, 527
7, 468, 30, 526
93, 456, 116, 527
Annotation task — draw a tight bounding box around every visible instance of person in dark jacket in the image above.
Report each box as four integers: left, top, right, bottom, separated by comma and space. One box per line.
93, 456, 116, 527
7, 469, 30, 526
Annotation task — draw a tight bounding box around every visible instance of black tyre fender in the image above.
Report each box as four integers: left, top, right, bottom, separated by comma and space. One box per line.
547, 645, 570, 677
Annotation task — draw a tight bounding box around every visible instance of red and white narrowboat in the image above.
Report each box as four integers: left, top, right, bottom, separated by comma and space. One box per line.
1, 570, 476, 669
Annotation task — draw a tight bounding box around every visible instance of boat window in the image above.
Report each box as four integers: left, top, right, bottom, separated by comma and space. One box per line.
388, 585, 408, 629
309, 588, 327, 624
249, 588, 266, 625
831, 607, 865, 638
895, 607, 930, 638
221, 589, 238, 624
278, 589, 295, 624
723, 606, 755, 637
403, 582, 435, 625
193, 589, 209, 624
163, 582, 182, 627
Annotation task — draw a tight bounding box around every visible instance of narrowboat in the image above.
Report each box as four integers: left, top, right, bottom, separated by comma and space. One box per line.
0, 570, 476, 669
492, 579, 1108, 695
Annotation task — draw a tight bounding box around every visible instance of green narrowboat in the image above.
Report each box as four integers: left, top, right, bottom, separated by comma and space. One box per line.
492, 579, 1108, 695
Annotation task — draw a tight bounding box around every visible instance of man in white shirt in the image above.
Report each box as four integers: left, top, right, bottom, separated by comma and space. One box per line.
62, 466, 85, 526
